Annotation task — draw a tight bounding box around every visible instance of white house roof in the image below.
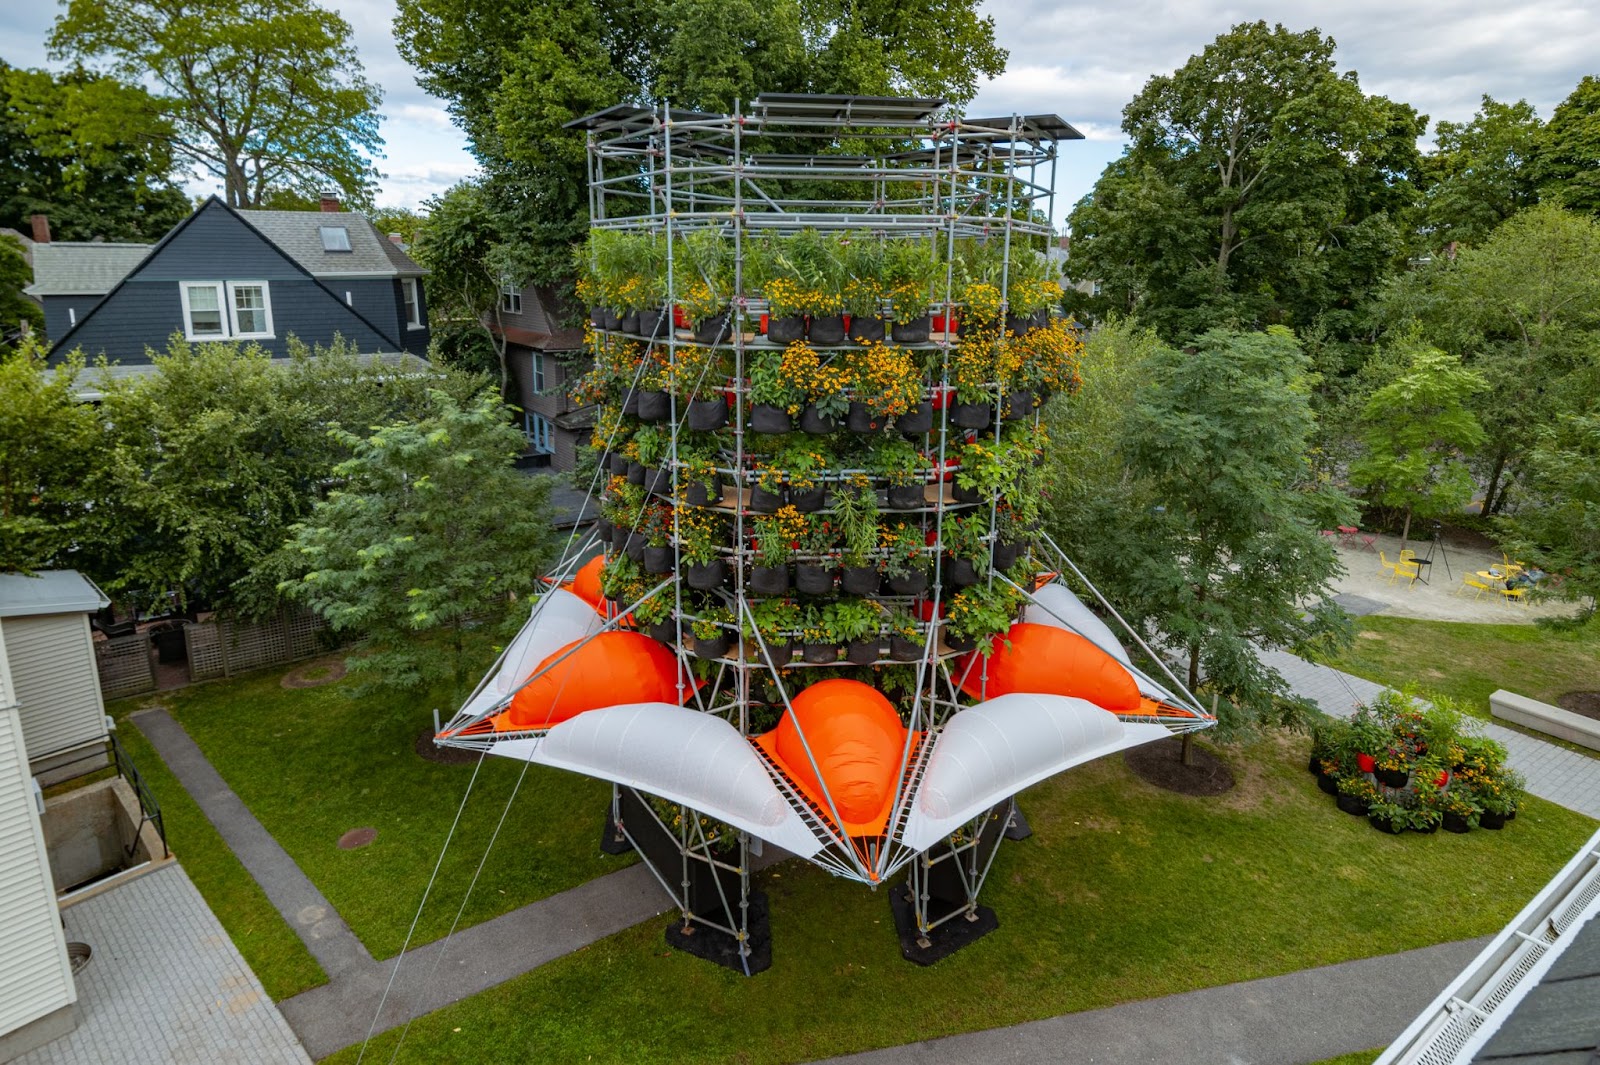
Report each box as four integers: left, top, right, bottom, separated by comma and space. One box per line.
0, 571, 110, 618
24, 242, 153, 296
236, 210, 426, 279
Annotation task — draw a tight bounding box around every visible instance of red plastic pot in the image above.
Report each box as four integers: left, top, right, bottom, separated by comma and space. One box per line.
672, 305, 689, 329
759, 313, 769, 334
1356, 752, 1376, 774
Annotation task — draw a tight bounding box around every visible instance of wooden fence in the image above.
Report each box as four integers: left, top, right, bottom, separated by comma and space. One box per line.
184, 607, 332, 681
95, 633, 158, 699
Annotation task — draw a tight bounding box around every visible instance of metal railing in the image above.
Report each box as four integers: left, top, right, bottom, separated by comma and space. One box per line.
109, 729, 169, 860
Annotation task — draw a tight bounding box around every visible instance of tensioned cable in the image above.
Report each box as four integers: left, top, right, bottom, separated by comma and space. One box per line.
354, 749, 488, 1064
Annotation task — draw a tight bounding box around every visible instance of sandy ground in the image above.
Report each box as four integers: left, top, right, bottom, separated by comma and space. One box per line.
1322, 530, 1571, 624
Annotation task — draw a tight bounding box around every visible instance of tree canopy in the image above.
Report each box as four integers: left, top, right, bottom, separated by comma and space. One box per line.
1420, 95, 1544, 249
1066, 21, 1425, 343
1536, 75, 1600, 216
48, 0, 385, 209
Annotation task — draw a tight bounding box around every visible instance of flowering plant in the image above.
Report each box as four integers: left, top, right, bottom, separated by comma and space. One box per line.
764, 277, 811, 320
879, 521, 927, 578
946, 581, 1021, 651
800, 512, 839, 559
675, 507, 727, 565
951, 327, 1001, 404
844, 340, 920, 417
750, 346, 804, 412
751, 506, 805, 567
962, 281, 1004, 323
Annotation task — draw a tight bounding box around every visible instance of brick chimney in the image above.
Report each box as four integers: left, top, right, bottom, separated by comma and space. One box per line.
30, 214, 51, 243
388, 232, 403, 244
319, 191, 341, 213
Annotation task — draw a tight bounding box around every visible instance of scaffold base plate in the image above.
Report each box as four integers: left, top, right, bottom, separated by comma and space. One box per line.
888, 885, 998, 966
665, 890, 773, 975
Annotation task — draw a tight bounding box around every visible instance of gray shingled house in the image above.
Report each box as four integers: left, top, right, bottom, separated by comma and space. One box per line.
28, 195, 429, 367
492, 282, 591, 471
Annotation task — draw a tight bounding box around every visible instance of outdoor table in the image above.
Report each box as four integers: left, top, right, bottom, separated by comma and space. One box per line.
1337, 525, 1359, 547
1409, 556, 1432, 585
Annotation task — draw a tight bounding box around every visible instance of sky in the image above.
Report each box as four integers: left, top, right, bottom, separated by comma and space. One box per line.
5, 0, 1598, 226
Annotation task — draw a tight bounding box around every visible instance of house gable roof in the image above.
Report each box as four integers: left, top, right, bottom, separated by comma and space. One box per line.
235, 210, 426, 278
25, 242, 154, 296
45, 196, 411, 359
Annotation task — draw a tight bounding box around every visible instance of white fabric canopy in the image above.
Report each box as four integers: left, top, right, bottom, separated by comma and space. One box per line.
901, 694, 1172, 851
527, 703, 825, 859
1024, 583, 1185, 708
456, 589, 605, 722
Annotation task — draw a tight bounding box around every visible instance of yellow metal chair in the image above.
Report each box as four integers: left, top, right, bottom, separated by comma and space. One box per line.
1394, 560, 1421, 586
1378, 551, 1400, 580
1499, 586, 1529, 608
1458, 576, 1491, 600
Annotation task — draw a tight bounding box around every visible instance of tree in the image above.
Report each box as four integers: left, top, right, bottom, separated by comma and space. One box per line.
48, 0, 384, 209
1536, 75, 1600, 216
412, 181, 519, 396
279, 389, 555, 703
1048, 324, 1354, 737
1348, 341, 1486, 553
0, 342, 103, 574
1420, 95, 1544, 249
1504, 407, 1600, 621
394, 0, 1007, 287
0, 235, 45, 350
1, 61, 190, 241
1066, 22, 1425, 343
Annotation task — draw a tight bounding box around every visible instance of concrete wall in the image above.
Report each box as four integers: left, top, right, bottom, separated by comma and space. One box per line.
40, 776, 152, 895
1491, 690, 1600, 752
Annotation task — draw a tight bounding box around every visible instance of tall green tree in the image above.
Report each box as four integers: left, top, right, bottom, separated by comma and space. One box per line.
48, 0, 385, 208
1503, 406, 1600, 621
280, 389, 555, 703
394, 0, 1006, 287
0, 61, 189, 241
0, 343, 102, 573
0, 235, 45, 350
1048, 324, 1354, 735
1348, 341, 1486, 553
1535, 75, 1600, 216
1067, 22, 1425, 343
1419, 96, 1544, 249
412, 181, 519, 394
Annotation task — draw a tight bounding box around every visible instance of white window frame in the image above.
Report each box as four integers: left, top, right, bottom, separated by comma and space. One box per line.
526, 412, 554, 454
179, 280, 275, 341
531, 351, 546, 393
500, 281, 522, 315
403, 278, 423, 329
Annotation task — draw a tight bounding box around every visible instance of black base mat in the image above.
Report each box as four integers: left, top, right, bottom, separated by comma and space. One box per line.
887, 885, 998, 966
1004, 803, 1032, 840
598, 805, 632, 856
665, 891, 772, 975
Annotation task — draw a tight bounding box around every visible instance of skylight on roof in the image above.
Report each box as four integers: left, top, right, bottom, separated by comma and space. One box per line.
319, 225, 351, 252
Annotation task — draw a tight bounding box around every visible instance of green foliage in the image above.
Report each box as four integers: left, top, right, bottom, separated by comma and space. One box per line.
1050, 323, 1355, 731
1503, 408, 1600, 619
1535, 75, 1600, 216
49, 0, 384, 208
280, 389, 554, 704
0, 235, 44, 351
0, 60, 189, 241
1067, 21, 1425, 343
1420, 96, 1544, 249
0, 342, 102, 572
1348, 340, 1486, 550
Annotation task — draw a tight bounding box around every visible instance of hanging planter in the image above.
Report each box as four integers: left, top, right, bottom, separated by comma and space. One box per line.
886, 571, 929, 595
768, 315, 806, 344
846, 402, 886, 434
648, 619, 678, 645
944, 557, 979, 587
803, 642, 839, 664
1004, 312, 1033, 336
687, 397, 729, 431
1002, 390, 1034, 421
684, 475, 724, 508
594, 517, 614, 543
841, 566, 881, 596
887, 484, 926, 510
693, 312, 731, 344
765, 639, 799, 664
619, 312, 641, 335
749, 565, 790, 595
694, 630, 731, 661
637, 390, 670, 422
643, 546, 674, 574
686, 560, 728, 589
1032, 309, 1050, 330
643, 467, 673, 495
950, 401, 991, 430
795, 564, 835, 596
808, 315, 846, 345
992, 541, 1020, 571
846, 640, 879, 665
621, 389, 641, 417
799, 405, 840, 434
789, 485, 829, 513
848, 316, 886, 343
621, 533, 646, 562
601, 308, 622, 331
952, 481, 981, 504
888, 635, 923, 661
891, 315, 931, 343
590, 307, 606, 328
749, 404, 792, 434
609, 452, 631, 477
637, 309, 664, 339
750, 484, 784, 514
943, 628, 977, 652
896, 401, 934, 435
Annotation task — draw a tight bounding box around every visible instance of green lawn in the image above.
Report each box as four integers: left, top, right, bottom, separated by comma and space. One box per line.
1308, 1053, 1382, 1065
330, 734, 1596, 1064
112, 715, 327, 1000
1321, 615, 1600, 720
125, 665, 630, 963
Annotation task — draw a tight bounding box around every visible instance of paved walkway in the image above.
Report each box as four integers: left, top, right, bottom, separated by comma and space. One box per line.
17, 864, 311, 1065
1259, 648, 1600, 821
820, 936, 1489, 1064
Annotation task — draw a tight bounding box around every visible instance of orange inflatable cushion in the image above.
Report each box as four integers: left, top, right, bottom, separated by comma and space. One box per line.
957, 622, 1141, 712
563, 555, 606, 614
500, 632, 684, 730
755, 679, 910, 837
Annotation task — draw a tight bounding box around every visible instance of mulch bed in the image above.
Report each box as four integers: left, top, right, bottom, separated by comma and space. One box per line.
414, 728, 482, 765
1124, 737, 1236, 796
1558, 691, 1600, 722
280, 657, 348, 689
